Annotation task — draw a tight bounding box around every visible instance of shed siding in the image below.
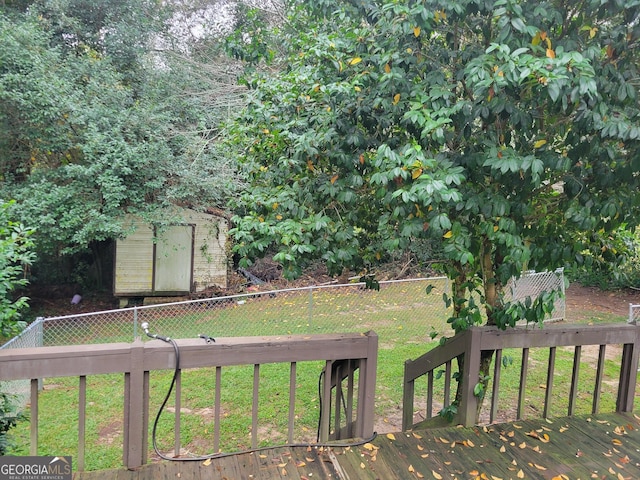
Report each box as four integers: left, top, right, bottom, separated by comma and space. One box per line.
114, 223, 154, 295
184, 210, 229, 291
114, 208, 228, 297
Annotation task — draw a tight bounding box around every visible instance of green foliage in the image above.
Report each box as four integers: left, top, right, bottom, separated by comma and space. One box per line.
0, 4, 244, 267
228, 0, 640, 330
0, 389, 27, 456
568, 227, 640, 290
0, 200, 35, 337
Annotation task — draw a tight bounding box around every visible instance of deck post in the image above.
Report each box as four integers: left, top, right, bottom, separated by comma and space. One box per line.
123, 340, 146, 469
356, 331, 378, 439
617, 325, 640, 412
457, 328, 482, 427
402, 360, 416, 431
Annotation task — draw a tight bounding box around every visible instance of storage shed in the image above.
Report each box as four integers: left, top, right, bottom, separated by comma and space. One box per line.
113, 207, 229, 302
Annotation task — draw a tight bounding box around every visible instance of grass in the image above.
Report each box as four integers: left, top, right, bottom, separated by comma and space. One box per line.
4, 281, 633, 471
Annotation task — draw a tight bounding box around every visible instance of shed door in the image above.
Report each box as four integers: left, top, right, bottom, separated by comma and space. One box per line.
154, 225, 194, 292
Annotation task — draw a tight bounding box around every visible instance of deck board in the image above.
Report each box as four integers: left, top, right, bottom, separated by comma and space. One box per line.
74, 413, 640, 479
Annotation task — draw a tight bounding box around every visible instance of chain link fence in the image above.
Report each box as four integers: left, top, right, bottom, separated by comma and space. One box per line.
2, 271, 565, 407
629, 303, 640, 324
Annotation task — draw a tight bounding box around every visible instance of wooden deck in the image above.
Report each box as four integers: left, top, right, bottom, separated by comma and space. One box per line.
74, 412, 640, 479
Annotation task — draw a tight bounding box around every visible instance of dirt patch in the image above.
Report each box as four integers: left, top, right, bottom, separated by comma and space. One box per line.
97, 421, 122, 446
564, 283, 639, 321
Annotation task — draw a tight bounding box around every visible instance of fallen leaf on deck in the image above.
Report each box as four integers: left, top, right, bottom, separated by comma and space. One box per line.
386, 433, 396, 440
432, 470, 443, 479
202, 458, 211, 466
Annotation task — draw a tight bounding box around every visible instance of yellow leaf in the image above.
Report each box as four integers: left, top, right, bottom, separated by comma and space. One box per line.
413, 26, 421, 37
519, 442, 527, 449
409, 465, 415, 472
432, 470, 443, 479
443, 231, 453, 239
417, 445, 424, 451
533, 463, 547, 470
534, 139, 547, 149
262, 128, 270, 134
259, 454, 267, 458
272, 202, 279, 209
202, 458, 212, 466
541, 433, 550, 443
360, 462, 366, 469
546, 48, 556, 59
330, 174, 339, 184
412, 432, 423, 439
354, 86, 361, 92
612, 438, 623, 446
281, 468, 287, 476
532, 32, 541, 46
417, 472, 424, 479
517, 470, 525, 478
384, 63, 391, 73
348, 57, 362, 66
393, 93, 401, 105
412, 168, 423, 179
386, 433, 396, 440
499, 445, 506, 453
363, 443, 375, 451
589, 27, 597, 39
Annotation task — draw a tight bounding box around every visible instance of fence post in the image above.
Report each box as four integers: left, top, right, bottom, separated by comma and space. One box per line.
133, 306, 139, 340
307, 287, 314, 331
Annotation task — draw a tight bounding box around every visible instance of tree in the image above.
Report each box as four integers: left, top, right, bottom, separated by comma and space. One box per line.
0, 3, 245, 282
0, 200, 35, 338
228, 0, 640, 420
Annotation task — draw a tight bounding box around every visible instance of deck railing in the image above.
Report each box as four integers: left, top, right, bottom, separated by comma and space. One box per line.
0, 331, 378, 471
403, 323, 640, 430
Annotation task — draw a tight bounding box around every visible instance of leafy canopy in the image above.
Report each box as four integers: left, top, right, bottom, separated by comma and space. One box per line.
229, 0, 640, 330
0, 2, 244, 261
0, 200, 35, 338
